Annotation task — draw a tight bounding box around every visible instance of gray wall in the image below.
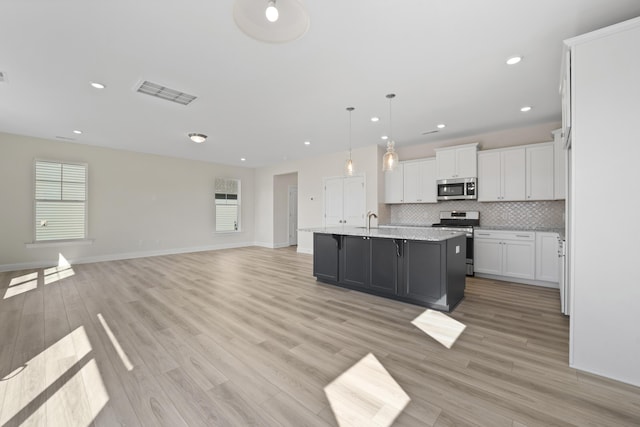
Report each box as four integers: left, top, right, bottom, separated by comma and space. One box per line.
0, 132, 255, 271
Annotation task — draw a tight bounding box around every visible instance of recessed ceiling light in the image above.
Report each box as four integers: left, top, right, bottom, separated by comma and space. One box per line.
304, 141, 311, 145
506, 56, 522, 65
520, 106, 532, 112
188, 133, 207, 143
90, 81, 106, 89
371, 117, 379, 122
73, 130, 82, 134
240, 157, 246, 162
381, 135, 388, 140
437, 123, 446, 129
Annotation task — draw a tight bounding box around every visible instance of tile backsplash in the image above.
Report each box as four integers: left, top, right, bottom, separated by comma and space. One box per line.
390, 200, 565, 229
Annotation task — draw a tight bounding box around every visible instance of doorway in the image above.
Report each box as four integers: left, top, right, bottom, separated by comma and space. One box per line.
288, 186, 298, 246
273, 172, 298, 248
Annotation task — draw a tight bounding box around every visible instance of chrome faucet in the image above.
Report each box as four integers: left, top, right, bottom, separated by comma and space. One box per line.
366, 211, 378, 232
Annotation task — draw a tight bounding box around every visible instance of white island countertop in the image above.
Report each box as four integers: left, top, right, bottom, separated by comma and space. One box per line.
300, 226, 465, 242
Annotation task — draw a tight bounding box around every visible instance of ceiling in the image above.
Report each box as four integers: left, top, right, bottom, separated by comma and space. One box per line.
1, 1, 639, 168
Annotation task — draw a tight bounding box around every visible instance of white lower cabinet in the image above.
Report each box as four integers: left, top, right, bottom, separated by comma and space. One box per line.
535, 232, 560, 282
474, 230, 535, 280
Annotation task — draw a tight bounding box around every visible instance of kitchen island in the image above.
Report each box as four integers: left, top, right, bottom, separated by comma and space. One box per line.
304, 226, 467, 312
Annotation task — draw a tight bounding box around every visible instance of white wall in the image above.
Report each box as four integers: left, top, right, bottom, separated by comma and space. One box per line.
273, 172, 297, 247
0, 132, 255, 271
569, 20, 640, 386
254, 145, 380, 253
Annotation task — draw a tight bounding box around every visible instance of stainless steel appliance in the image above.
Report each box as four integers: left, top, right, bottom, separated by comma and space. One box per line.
431, 211, 480, 276
437, 177, 477, 201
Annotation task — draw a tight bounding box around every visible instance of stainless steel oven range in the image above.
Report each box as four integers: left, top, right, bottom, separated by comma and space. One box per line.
431, 211, 480, 276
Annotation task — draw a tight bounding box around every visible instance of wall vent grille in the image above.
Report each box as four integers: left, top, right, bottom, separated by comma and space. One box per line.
135, 80, 197, 106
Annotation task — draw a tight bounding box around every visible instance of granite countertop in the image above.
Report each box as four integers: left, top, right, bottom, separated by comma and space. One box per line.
300, 226, 465, 242
474, 225, 565, 238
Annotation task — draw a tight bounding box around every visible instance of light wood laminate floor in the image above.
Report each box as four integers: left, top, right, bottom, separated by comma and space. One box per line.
1, 246, 639, 426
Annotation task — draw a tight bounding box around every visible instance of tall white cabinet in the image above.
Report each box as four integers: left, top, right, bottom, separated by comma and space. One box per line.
323, 175, 365, 226
563, 17, 640, 387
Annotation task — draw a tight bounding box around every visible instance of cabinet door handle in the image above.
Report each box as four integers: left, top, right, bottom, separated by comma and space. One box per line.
477, 233, 490, 236
516, 234, 530, 238
394, 240, 402, 257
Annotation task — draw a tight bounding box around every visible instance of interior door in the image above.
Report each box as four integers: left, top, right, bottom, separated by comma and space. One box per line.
288, 186, 298, 245
342, 176, 365, 227
323, 177, 344, 226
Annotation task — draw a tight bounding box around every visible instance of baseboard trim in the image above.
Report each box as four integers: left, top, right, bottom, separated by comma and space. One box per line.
474, 273, 559, 289
0, 242, 255, 272
297, 246, 312, 254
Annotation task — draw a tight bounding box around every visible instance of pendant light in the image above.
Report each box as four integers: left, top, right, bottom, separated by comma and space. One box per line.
345, 107, 355, 176
382, 93, 399, 172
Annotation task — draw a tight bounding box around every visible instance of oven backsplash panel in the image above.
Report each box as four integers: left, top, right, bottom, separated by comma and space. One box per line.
389, 200, 564, 229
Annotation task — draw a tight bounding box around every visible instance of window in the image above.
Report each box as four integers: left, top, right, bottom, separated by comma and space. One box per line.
215, 178, 240, 232
34, 160, 87, 241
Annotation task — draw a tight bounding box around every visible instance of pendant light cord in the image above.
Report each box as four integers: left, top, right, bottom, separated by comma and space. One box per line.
347, 106, 355, 159
386, 93, 396, 144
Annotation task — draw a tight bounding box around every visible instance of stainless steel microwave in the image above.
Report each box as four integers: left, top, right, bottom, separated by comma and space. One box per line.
437, 177, 477, 201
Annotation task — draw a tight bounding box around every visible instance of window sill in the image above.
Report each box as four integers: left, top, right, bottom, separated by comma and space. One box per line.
26, 238, 95, 249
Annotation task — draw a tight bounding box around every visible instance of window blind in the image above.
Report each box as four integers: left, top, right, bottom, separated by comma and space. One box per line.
35, 160, 87, 241
215, 178, 240, 232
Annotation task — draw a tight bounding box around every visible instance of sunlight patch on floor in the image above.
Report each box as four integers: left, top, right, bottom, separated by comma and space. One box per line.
98, 313, 134, 371
4, 272, 38, 299
0, 326, 109, 426
44, 253, 75, 285
411, 309, 466, 349
324, 353, 410, 427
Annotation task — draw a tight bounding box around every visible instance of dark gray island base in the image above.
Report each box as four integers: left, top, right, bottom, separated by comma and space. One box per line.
310, 228, 467, 312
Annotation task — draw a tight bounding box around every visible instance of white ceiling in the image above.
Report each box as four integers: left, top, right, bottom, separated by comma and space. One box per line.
1, 1, 639, 168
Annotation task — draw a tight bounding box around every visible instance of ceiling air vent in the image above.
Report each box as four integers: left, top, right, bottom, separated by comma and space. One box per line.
135, 80, 197, 106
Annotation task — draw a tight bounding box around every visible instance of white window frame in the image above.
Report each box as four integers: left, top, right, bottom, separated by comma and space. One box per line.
215, 177, 241, 233
33, 159, 89, 243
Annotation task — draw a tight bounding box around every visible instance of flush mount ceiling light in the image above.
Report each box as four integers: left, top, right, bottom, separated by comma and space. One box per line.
345, 107, 355, 176
382, 94, 400, 172
188, 133, 207, 143
233, 0, 310, 43
506, 56, 523, 65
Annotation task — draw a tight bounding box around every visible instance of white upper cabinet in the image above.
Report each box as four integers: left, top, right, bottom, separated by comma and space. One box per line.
526, 143, 554, 200
403, 159, 437, 203
435, 143, 478, 180
478, 147, 525, 201
384, 164, 404, 204
478, 142, 556, 202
